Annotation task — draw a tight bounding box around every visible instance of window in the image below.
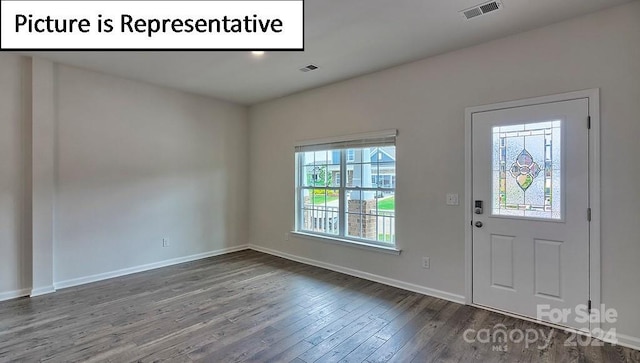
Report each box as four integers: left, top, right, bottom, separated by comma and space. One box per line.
347, 149, 355, 162
295, 131, 397, 247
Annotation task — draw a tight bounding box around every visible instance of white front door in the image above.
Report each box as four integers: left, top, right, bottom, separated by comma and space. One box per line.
472, 98, 590, 331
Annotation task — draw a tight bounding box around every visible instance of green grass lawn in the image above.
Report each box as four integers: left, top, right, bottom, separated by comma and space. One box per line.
311, 194, 394, 208
377, 196, 395, 211
312, 195, 339, 204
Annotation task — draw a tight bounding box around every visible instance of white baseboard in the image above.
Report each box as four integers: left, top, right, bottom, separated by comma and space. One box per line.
54, 244, 250, 290
8, 243, 640, 351
31, 285, 56, 297
599, 331, 640, 351
478, 303, 640, 351
247, 245, 640, 350
248, 244, 466, 305
0, 288, 31, 302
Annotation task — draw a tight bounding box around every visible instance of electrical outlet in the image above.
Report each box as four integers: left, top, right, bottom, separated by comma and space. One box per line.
162, 238, 169, 247
422, 257, 430, 269
284, 232, 290, 241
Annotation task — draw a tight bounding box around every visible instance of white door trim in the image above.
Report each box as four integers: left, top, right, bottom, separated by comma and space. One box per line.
464, 89, 601, 333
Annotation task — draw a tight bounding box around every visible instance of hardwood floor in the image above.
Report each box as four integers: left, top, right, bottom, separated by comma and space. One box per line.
0, 250, 638, 362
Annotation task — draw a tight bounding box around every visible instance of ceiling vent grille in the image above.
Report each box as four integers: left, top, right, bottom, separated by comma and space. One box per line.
461, 1, 503, 20
299, 64, 319, 72
463, 8, 482, 19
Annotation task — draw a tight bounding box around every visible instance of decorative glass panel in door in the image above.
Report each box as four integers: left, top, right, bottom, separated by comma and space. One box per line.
491, 121, 561, 220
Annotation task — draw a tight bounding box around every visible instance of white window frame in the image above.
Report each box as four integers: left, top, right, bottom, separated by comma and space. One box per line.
293, 130, 400, 254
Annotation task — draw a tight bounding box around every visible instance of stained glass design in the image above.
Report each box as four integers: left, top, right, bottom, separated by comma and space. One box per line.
510, 149, 541, 191
492, 121, 561, 219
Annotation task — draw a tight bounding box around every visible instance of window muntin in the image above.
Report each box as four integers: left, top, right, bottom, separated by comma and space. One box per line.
296, 144, 396, 246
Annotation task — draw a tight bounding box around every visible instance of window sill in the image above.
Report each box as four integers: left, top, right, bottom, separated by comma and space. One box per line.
290, 231, 402, 255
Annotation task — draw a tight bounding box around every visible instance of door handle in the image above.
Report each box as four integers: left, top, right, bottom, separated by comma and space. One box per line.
475, 221, 483, 228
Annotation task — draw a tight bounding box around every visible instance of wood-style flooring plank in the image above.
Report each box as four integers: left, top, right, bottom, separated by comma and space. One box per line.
0, 250, 636, 363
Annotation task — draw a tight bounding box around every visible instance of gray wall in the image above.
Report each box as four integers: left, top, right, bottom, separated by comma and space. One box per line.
249, 2, 640, 341
53, 65, 249, 283
0, 55, 31, 298
0, 57, 249, 291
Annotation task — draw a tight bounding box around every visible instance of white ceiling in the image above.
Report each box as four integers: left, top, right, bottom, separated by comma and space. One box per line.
25, 0, 631, 105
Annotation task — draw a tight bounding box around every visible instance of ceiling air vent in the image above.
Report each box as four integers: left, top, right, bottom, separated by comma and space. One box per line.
299, 64, 319, 72
461, 1, 503, 20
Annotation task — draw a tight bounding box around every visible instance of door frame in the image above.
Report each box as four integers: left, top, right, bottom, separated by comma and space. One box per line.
464, 89, 601, 333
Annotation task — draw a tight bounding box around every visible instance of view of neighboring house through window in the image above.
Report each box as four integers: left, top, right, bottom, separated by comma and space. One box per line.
295, 132, 396, 247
